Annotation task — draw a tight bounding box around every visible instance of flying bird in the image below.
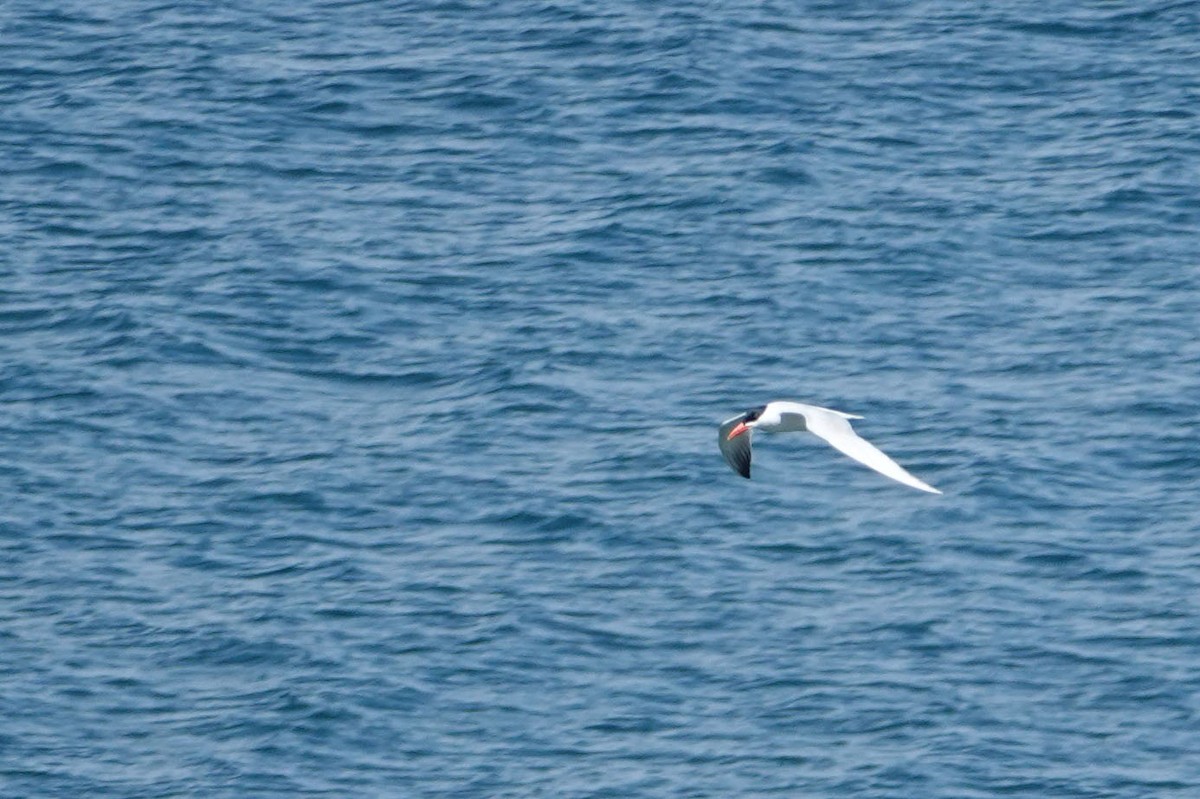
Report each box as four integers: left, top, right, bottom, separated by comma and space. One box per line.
719, 401, 941, 494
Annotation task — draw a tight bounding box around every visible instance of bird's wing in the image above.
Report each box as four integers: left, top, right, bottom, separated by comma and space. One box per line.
769, 400, 862, 426
718, 414, 753, 478
802, 408, 941, 494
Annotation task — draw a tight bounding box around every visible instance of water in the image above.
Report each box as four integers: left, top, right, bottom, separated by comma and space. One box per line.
3, 1, 1199, 796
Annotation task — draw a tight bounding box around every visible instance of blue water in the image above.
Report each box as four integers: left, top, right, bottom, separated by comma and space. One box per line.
3, 1, 1199, 796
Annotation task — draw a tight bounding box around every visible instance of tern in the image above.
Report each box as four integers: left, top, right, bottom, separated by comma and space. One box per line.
719, 401, 941, 494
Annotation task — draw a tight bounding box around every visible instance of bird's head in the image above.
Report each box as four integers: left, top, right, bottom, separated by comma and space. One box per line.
726, 406, 766, 440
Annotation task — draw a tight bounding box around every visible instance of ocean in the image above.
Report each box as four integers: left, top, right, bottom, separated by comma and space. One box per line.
2, 1, 1199, 796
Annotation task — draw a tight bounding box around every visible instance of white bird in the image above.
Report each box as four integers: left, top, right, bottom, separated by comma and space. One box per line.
718, 401, 941, 494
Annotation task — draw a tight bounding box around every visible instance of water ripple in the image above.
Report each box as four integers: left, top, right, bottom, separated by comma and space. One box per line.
2, 0, 1199, 796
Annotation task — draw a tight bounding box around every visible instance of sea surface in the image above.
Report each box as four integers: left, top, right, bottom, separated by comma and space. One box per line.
3, 1, 1199, 797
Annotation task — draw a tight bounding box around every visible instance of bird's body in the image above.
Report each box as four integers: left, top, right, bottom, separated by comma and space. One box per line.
718, 401, 941, 494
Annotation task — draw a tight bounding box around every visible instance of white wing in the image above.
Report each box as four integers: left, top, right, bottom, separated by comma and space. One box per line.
802, 407, 941, 494
766, 400, 862, 431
